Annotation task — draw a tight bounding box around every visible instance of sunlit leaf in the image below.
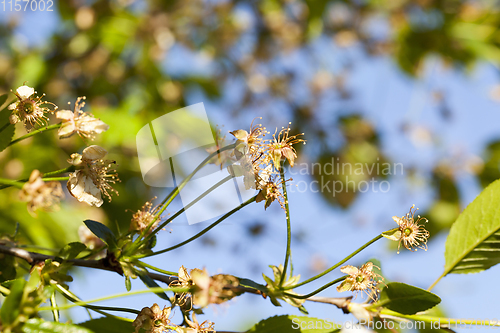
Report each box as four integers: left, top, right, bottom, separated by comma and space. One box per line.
0, 278, 26, 326
78, 317, 134, 333
374, 282, 440, 315
22, 318, 93, 333
246, 315, 340, 333
443, 179, 500, 276
58, 242, 87, 260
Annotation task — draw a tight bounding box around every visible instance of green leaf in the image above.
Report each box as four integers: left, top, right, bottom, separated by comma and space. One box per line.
374, 282, 441, 315
246, 315, 340, 333
0, 101, 15, 153
58, 242, 87, 260
138, 273, 170, 301
0, 252, 17, 282
443, 179, 500, 276
22, 318, 94, 333
0, 94, 9, 108
78, 317, 135, 333
0, 278, 26, 325
83, 220, 117, 249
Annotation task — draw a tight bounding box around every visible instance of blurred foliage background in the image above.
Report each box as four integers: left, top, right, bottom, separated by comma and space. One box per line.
0, 0, 499, 313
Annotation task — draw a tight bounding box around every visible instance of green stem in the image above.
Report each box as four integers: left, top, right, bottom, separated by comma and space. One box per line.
50, 292, 60, 322
39, 286, 189, 312
126, 174, 233, 257
282, 233, 387, 290
42, 177, 69, 182
0, 178, 24, 189
279, 167, 291, 287
42, 166, 76, 177
0, 166, 75, 190
147, 175, 233, 239
137, 195, 257, 259
283, 276, 347, 299
428, 272, 446, 291
55, 284, 140, 316
8, 123, 61, 147
138, 261, 178, 276
134, 144, 236, 246
379, 309, 500, 328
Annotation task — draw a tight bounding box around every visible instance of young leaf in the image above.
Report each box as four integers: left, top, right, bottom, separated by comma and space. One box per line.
443, 179, 500, 276
0, 278, 26, 326
84, 220, 117, 250
381, 228, 401, 242
78, 317, 135, 333
246, 315, 340, 333
22, 318, 94, 333
58, 242, 87, 260
125, 275, 132, 292
374, 282, 441, 315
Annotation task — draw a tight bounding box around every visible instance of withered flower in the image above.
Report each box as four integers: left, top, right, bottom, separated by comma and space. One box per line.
230, 118, 268, 156
19, 170, 64, 214
390, 205, 430, 254
129, 197, 162, 234
132, 303, 172, 333
183, 313, 216, 333
56, 97, 109, 140
337, 262, 383, 301
66, 145, 119, 207
256, 179, 286, 210
266, 123, 305, 169
170, 266, 239, 309
191, 269, 240, 308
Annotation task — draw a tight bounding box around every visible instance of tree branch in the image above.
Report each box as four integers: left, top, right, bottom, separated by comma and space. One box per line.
0, 244, 262, 296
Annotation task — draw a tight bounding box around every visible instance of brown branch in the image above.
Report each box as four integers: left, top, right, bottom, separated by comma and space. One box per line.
0, 244, 178, 284
0, 244, 262, 296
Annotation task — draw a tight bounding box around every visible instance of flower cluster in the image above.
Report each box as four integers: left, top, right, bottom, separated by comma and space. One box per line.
229, 119, 305, 210
5, 85, 117, 212
336, 262, 384, 301
66, 145, 119, 207
18, 170, 64, 215
8, 85, 57, 131
56, 96, 109, 140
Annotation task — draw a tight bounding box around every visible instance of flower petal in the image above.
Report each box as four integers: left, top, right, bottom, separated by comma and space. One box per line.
16, 85, 35, 99
82, 145, 107, 160
67, 171, 103, 207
